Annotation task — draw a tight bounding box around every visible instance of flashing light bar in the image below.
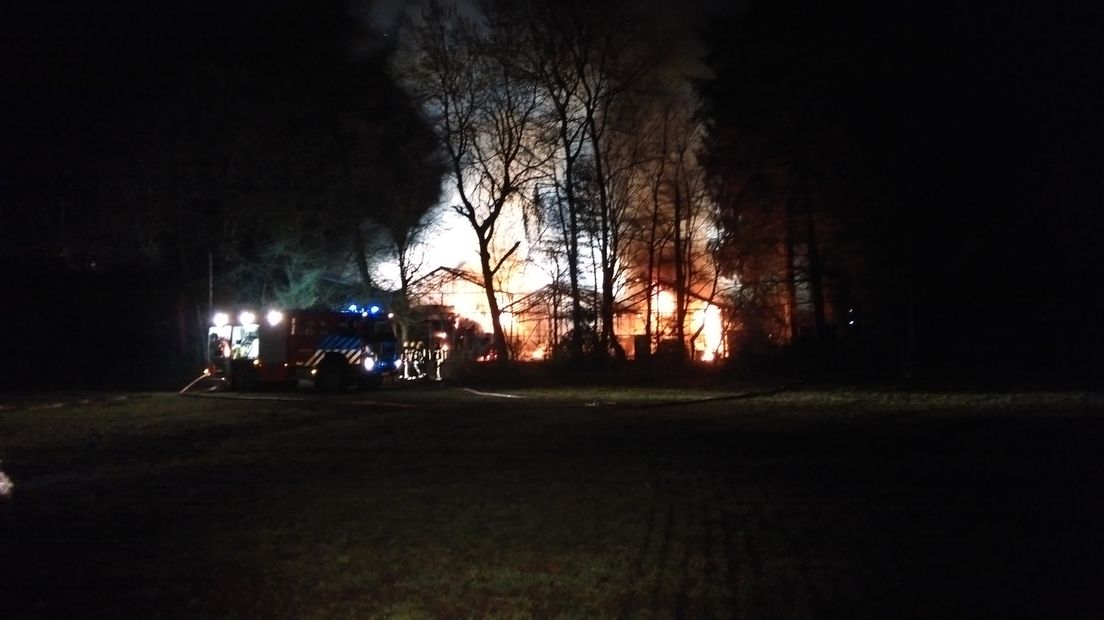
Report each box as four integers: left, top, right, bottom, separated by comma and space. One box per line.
214, 305, 388, 327
346, 303, 382, 315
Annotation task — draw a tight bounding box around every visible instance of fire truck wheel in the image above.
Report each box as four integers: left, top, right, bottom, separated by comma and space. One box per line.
314, 356, 349, 392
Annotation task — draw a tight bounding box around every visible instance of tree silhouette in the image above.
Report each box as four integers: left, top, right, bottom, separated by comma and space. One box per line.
401, 0, 548, 362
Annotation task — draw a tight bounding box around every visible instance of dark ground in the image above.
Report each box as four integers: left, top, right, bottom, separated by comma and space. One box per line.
0, 387, 1101, 618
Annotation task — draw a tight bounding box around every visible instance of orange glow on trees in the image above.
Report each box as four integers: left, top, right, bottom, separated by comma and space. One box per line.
396, 0, 735, 363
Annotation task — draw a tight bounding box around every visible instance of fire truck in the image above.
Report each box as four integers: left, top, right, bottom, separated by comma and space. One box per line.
206, 305, 400, 390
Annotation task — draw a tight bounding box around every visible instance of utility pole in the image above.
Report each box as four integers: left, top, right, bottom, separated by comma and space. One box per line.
208, 250, 214, 320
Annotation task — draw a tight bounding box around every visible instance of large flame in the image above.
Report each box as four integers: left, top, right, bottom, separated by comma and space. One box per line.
398, 192, 727, 361
656, 290, 677, 314
694, 303, 723, 362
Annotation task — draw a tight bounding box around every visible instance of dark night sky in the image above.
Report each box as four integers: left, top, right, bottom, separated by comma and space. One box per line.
5, 0, 1098, 201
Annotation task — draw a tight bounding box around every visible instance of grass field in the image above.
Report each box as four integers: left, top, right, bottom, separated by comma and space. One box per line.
1, 387, 1102, 619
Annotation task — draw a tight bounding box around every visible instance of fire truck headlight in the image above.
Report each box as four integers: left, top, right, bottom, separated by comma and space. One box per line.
363, 357, 376, 371
213, 312, 229, 327
266, 310, 284, 326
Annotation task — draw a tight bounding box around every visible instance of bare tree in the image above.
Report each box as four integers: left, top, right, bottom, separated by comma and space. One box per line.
402, 0, 546, 361
508, 0, 673, 361
617, 89, 724, 360
669, 118, 722, 358
510, 1, 591, 361
637, 98, 678, 350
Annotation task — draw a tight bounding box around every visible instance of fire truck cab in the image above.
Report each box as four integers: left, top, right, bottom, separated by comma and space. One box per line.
206, 306, 400, 391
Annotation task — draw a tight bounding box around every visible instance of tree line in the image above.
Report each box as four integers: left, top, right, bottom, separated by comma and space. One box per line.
3, 0, 1100, 385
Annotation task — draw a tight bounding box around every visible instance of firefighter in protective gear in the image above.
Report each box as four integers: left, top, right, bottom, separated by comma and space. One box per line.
209, 334, 231, 361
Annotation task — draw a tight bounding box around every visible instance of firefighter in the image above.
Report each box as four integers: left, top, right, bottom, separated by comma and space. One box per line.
208, 333, 231, 379
413, 341, 427, 379
402, 342, 415, 380
208, 334, 221, 361
208, 334, 230, 361
432, 344, 444, 381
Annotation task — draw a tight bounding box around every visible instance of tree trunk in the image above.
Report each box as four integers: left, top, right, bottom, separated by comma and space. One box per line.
559, 147, 584, 361
478, 241, 510, 362
798, 144, 828, 345
588, 120, 618, 361
784, 195, 799, 342
672, 177, 687, 359
645, 193, 659, 348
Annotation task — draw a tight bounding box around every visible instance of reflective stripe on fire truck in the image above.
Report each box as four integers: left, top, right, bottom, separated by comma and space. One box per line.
303, 335, 364, 367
